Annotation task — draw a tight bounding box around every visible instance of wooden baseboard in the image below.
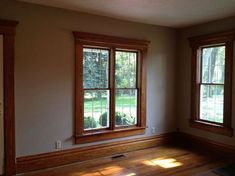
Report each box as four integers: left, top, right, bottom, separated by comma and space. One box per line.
178, 132, 235, 157
16, 132, 177, 174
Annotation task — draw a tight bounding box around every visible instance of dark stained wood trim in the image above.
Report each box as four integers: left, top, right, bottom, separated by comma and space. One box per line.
190, 46, 200, 121
189, 30, 235, 47
74, 43, 84, 136
140, 50, 147, 127
0, 19, 18, 176
73, 32, 149, 144
110, 47, 115, 130
178, 132, 235, 157
16, 132, 177, 174
188, 30, 234, 136
189, 119, 233, 136
224, 41, 233, 127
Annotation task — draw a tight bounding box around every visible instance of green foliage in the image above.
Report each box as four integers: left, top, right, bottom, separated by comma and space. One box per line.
99, 112, 135, 126
115, 51, 136, 88
84, 116, 98, 129
202, 46, 225, 97
83, 49, 108, 88
83, 50, 137, 90
99, 112, 108, 127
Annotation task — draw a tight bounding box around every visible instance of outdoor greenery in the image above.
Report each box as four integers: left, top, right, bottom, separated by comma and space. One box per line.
84, 116, 98, 129
99, 111, 136, 127
200, 46, 225, 123
84, 111, 136, 130
83, 49, 138, 130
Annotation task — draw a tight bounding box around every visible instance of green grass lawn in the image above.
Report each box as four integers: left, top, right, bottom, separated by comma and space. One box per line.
84, 96, 136, 112
84, 96, 137, 129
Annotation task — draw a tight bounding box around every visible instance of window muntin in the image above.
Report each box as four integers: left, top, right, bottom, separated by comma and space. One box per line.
199, 46, 225, 123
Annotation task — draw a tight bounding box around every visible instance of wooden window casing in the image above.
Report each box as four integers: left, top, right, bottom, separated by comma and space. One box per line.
189, 30, 235, 136
73, 32, 149, 144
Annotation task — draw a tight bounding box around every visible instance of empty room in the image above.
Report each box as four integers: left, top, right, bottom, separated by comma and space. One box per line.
1, 0, 235, 175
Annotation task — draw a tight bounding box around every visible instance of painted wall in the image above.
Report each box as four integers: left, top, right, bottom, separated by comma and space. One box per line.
0, 0, 177, 157
0, 35, 4, 174
177, 17, 235, 146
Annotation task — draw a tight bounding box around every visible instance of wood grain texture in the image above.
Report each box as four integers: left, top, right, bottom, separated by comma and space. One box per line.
16, 132, 176, 174
188, 30, 235, 47
0, 19, 18, 176
75, 127, 145, 144
20, 144, 234, 176
73, 31, 150, 50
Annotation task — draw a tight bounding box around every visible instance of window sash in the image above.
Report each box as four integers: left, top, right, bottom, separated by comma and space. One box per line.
198, 83, 224, 124
198, 45, 226, 124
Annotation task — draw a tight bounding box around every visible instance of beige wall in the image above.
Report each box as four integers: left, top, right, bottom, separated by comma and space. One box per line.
177, 17, 235, 146
0, 0, 177, 157
0, 35, 4, 174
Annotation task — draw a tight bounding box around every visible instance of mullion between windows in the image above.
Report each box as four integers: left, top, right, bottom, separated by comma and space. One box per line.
110, 48, 116, 130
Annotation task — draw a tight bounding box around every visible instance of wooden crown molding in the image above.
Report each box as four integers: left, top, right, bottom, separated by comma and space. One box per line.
188, 29, 235, 47
16, 132, 177, 174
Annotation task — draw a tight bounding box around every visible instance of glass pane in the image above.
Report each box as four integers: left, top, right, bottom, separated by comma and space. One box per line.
83, 48, 109, 88
115, 89, 137, 126
84, 90, 110, 130
115, 51, 137, 88
202, 46, 225, 84
200, 85, 224, 123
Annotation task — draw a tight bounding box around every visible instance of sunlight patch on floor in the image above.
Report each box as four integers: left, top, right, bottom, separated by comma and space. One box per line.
70, 165, 126, 176
142, 158, 183, 169
125, 173, 136, 176
99, 165, 124, 175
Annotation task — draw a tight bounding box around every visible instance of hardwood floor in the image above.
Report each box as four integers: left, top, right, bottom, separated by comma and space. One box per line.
20, 145, 234, 176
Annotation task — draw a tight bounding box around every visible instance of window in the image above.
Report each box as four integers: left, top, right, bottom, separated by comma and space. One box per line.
73, 32, 149, 144
189, 31, 235, 136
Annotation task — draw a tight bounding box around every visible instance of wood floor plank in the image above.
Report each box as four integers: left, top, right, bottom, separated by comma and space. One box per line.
20, 145, 234, 176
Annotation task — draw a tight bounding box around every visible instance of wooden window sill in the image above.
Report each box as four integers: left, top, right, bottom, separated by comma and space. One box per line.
75, 127, 146, 144
189, 119, 233, 137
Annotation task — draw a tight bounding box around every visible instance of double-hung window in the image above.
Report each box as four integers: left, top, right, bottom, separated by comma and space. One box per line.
73, 32, 149, 144
189, 31, 234, 136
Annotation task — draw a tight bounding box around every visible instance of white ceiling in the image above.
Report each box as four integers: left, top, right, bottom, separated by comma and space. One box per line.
19, 0, 235, 28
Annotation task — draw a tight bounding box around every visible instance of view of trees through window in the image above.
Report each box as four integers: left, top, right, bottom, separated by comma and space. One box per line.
115, 51, 137, 126
83, 48, 137, 130
199, 46, 225, 123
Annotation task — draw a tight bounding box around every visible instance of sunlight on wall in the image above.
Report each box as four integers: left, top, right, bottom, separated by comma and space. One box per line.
142, 158, 183, 169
